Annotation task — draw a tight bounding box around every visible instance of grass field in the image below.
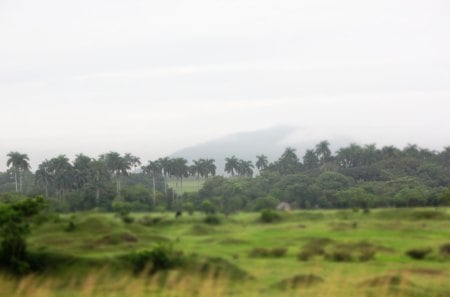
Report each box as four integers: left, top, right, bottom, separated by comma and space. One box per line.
166, 177, 204, 194
1, 208, 450, 297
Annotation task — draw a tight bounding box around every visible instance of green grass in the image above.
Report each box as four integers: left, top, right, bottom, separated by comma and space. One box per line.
2, 208, 450, 296
166, 177, 204, 194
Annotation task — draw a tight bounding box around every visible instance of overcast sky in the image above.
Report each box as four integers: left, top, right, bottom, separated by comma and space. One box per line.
1, 0, 450, 170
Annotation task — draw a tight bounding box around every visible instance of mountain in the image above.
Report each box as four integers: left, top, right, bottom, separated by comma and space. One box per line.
170, 126, 352, 173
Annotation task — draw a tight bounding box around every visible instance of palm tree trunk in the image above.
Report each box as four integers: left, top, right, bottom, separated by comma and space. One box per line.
96, 187, 100, 206
152, 175, 156, 207
19, 172, 23, 193
14, 171, 18, 192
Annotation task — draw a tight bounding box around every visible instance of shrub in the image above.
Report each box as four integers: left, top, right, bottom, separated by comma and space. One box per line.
327, 249, 353, 262
260, 209, 282, 223
121, 215, 134, 224
112, 201, 132, 217
271, 247, 288, 257
405, 248, 432, 260
249, 247, 287, 258
64, 221, 76, 232
204, 215, 221, 225
358, 248, 376, 261
126, 244, 184, 274
138, 216, 163, 226
440, 243, 450, 256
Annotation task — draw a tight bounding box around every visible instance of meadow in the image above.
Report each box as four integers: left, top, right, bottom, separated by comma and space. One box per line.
1, 208, 450, 297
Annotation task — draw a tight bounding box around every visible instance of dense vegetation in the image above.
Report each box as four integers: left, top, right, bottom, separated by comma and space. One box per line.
1, 141, 450, 213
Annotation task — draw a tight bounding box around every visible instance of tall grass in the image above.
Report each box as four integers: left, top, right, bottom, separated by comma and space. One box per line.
1, 268, 449, 297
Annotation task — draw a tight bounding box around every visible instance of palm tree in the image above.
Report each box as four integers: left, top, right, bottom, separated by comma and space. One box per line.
48, 155, 73, 200
158, 157, 171, 196
237, 160, 254, 177
225, 156, 239, 176
124, 153, 141, 173
101, 152, 130, 197
6, 152, 31, 192
35, 160, 53, 198
276, 147, 300, 175
90, 159, 109, 206
172, 158, 189, 192
142, 160, 162, 206
204, 159, 216, 178
255, 155, 268, 172
73, 154, 92, 189
315, 140, 331, 166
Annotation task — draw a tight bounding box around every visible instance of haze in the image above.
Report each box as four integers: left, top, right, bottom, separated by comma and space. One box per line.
1, 0, 450, 170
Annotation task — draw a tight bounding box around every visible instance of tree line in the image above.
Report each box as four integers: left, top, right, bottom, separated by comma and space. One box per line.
1, 141, 450, 212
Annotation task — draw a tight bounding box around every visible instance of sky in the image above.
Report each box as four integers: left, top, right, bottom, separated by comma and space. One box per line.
0, 0, 450, 170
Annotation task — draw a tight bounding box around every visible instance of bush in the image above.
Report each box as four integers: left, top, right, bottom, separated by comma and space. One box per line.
138, 216, 163, 226
358, 248, 376, 261
405, 248, 432, 260
126, 244, 184, 274
327, 249, 353, 262
440, 243, 450, 257
260, 209, 282, 223
64, 221, 76, 232
204, 215, 221, 225
121, 215, 134, 224
112, 201, 132, 217
249, 247, 287, 258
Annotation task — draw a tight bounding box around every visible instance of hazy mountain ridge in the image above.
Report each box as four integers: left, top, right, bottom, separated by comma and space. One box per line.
170, 126, 353, 173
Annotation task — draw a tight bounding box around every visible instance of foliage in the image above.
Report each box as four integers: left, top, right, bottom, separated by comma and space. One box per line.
203, 215, 221, 225
260, 209, 282, 223
405, 247, 432, 260
125, 244, 184, 274
0, 196, 45, 274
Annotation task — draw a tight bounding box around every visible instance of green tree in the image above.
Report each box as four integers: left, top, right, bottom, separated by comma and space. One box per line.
35, 160, 53, 198
224, 156, 239, 177
255, 155, 269, 172
90, 159, 110, 206
101, 152, 130, 198
303, 149, 319, 170
48, 155, 74, 200
315, 140, 331, 166
6, 152, 31, 193
276, 147, 300, 175
142, 160, 162, 206
0, 196, 45, 274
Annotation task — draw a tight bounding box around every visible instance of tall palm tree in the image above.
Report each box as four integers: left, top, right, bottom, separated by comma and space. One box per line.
225, 156, 239, 177
255, 155, 268, 172
6, 152, 31, 192
315, 140, 331, 166
48, 155, 73, 200
172, 158, 189, 192
101, 152, 130, 197
124, 153, 141, 173
142, 160, 162, 206
237, 160, 254, 177
158, 157, 170, 196
73, 154, 92, 189
35, 160, 53, 198
90, 159, 110, 206
204, 159, 216, 178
